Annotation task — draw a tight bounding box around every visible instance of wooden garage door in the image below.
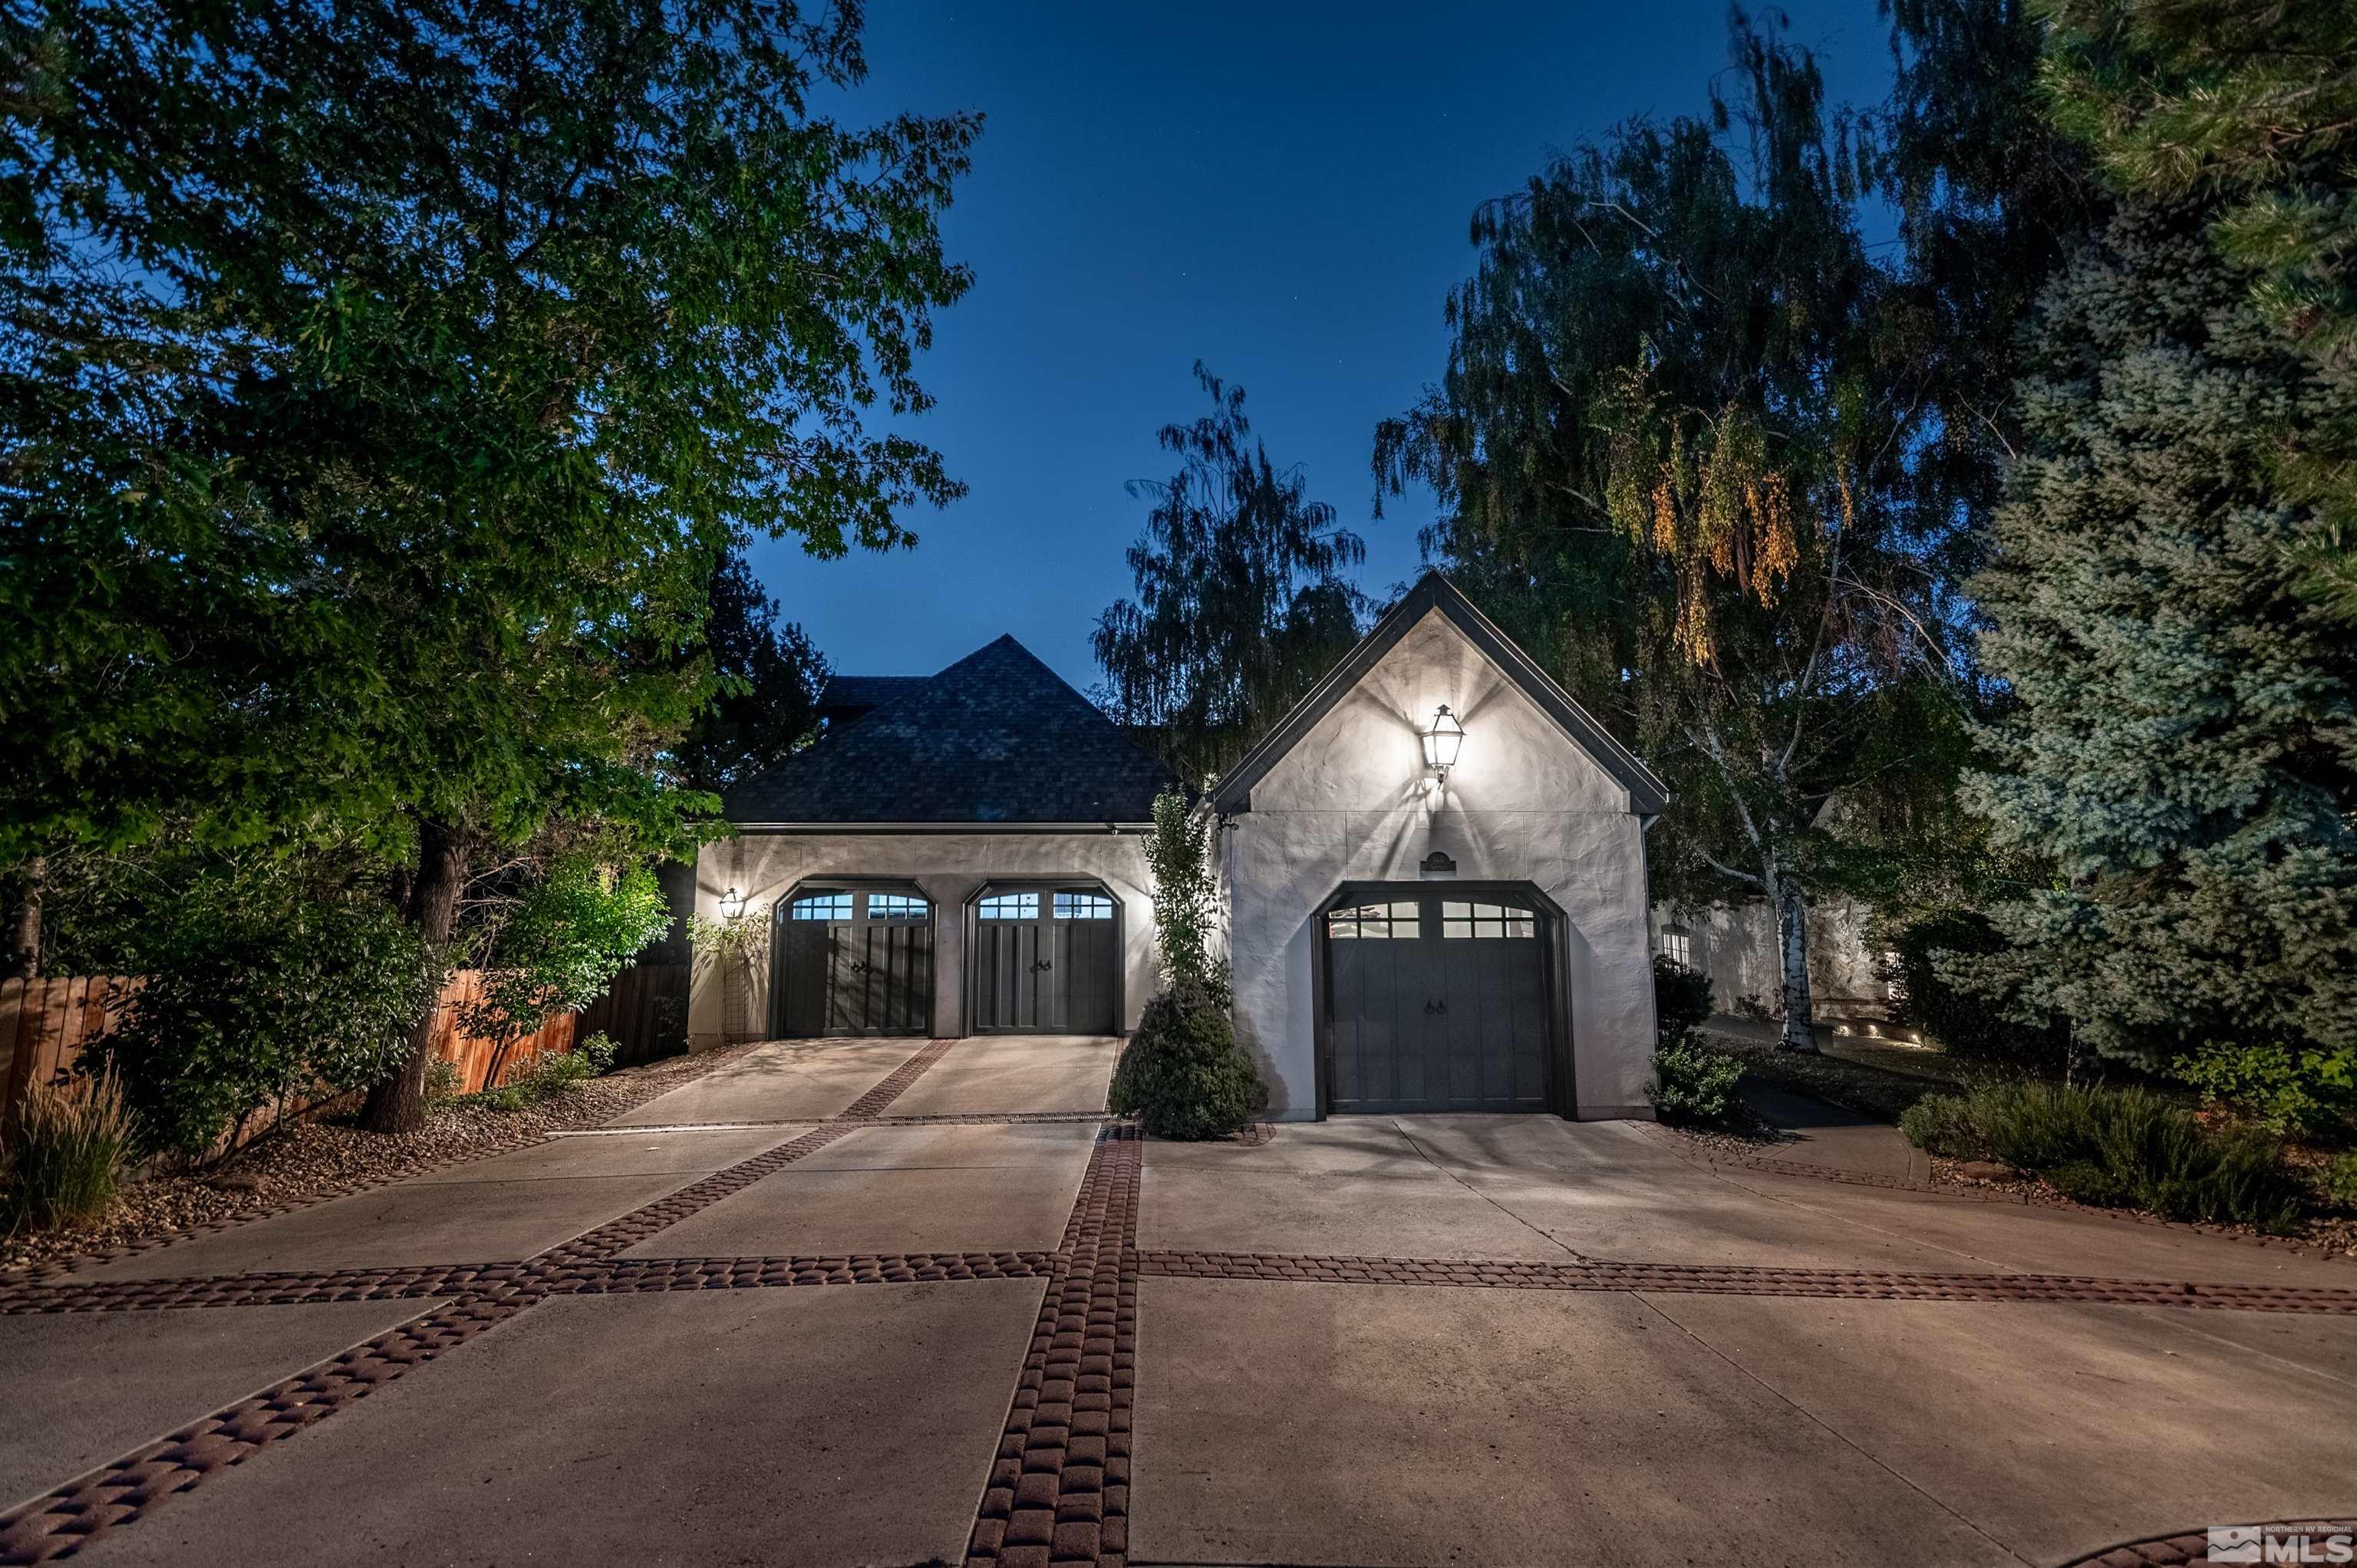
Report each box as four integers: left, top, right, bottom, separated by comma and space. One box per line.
773, 888, 934, 1037
1326, 894, 1549, 1112
971, 888, 1119, 1034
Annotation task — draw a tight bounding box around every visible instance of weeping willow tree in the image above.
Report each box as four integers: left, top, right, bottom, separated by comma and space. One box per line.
1377, 18, 1972, 1051
1095, 363, 1367, 786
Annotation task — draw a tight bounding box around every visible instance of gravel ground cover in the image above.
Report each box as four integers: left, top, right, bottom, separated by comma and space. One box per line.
2, 1043, 757, 1276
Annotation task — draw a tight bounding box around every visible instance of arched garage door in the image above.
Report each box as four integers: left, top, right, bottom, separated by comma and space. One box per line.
968, 884, 1120, 1034
772, 884, 935, 1037
1323, 889, 1554, 1112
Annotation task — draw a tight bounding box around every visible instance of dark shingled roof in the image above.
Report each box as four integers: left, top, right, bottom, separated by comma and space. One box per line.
724, 635, 1177, 825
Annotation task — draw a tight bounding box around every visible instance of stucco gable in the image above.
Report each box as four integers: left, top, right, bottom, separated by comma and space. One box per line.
1210, 571, 1669, 816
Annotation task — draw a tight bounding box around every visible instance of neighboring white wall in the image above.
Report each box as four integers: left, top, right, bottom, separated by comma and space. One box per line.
1223, 608, 1660, 1121
1652, 896, 1894, 1020
687, 831, 1159, 1046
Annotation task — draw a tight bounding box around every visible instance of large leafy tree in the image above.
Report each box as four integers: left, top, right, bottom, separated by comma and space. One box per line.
2037, 0, 2357, 618
1095, 363, 1366, 786
2, 0, 975, 1128
1378, 21, 1972, 1051
1958, 203, 2357, 1068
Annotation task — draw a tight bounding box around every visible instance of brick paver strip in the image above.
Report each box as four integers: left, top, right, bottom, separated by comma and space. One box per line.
0, 1293, 528, 1565
966, 1125, 1140, 1568
2057, 1520, 2357, 1566
1135, 1251, 2357, 1313
837, 1036, 964, 1118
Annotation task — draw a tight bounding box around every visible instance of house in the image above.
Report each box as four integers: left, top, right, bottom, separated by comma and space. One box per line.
690, 569, 1670, 1121
691, 635, 1175, 1044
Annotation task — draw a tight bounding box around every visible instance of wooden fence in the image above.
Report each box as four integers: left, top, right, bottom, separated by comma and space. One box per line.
572, 964, 689, 1067
0, 970, 589, 1142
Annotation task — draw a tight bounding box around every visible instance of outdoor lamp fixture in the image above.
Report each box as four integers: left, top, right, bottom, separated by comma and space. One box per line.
718, 887, 746, 919
1421, 704, 1465, 775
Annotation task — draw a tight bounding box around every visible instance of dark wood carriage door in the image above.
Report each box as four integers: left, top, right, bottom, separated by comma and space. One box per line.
773, 888, 934, 1037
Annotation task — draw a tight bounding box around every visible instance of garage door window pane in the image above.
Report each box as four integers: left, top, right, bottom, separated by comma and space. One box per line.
978, 892, 1040, 920
1054, 891, 1113, 920
789, 891, 852, 921
865, 893, 929, 921
1442, 901, 1536, 939
1327, 900, 1418, 939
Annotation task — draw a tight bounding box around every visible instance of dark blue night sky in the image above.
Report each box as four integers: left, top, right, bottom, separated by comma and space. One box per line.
757, 1, 1892, 690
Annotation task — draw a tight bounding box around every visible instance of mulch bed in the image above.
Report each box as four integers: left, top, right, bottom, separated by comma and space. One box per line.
1, 1043, 757, 1276
1652, 1120, 2357, 1261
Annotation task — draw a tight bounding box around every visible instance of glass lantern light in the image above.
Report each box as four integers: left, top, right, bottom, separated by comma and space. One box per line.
718, 886, 747, 919
1421, 704, 1465, 775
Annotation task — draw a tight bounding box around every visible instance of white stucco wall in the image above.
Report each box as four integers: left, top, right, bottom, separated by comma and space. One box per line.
1222, 608, 1660, 1120
687, 830, 1159, 1046
1653, 896, 1894, 1020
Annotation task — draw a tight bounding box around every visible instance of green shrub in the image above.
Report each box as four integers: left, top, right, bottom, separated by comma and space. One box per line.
1889, 911, 2069, 1065
2, 1077, 133, 1234
464, 855, 672, 1089
2312, 1151, 2357, 1211
424, 1057, 463, 1108
465, 1043, 598, 1112
2175, 1041, 2356, 1139
1897, 1092, 1987, 1158
84, 878, 433, 1158
1652, 954, 1715, 1036
577, 1032, 619, 1076
1107, 981, 1266, 1138
1649, 1036, 1745, 1126
1897, 1082, 2306, 1231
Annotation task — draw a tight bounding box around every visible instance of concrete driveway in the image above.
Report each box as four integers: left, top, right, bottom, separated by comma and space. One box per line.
2, 1033, 2351, 1568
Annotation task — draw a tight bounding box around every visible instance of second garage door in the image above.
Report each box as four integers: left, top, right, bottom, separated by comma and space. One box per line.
1325, 893, 1551, 1113
970, 886, 1120, 1033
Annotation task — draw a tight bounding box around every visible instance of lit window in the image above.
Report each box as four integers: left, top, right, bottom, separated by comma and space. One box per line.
1054, 891, 1113, 921
1659, 926, 1693, 967
1327, 901, 1419, 940
977, 892, 1040, 921
789, 891, 852, 921
865, 893, 929, 921
1442, 901, 1537, 940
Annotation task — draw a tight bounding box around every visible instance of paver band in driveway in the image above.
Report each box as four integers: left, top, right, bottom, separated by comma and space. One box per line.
0, 1293, 519, 1565
964, 1126, 1141, 1568
1136, 1251, 2357, 1313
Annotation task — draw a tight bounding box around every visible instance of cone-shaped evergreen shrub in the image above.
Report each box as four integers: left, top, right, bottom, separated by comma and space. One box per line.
1107, 980, 1267, 1139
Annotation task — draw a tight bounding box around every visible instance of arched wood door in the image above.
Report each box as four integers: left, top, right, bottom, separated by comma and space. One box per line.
968, 884, 1120, 1034
772, 885, 935, 1037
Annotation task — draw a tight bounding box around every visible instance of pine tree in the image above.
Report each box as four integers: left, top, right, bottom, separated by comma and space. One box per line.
1959, 204, 2357, 1068
2039, 0, 2357, 618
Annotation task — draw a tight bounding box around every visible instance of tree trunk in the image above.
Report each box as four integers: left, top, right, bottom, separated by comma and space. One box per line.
359, 822, 469, 1133
1772, 871, 1818, 1053
9, 856, 45, 980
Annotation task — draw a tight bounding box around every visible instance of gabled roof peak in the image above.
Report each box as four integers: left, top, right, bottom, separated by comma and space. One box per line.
1209, 568, 1669, 815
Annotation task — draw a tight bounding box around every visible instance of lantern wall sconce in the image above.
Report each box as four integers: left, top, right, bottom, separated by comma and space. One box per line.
1421, 704, 1465, 775
718, 886, 747, 919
